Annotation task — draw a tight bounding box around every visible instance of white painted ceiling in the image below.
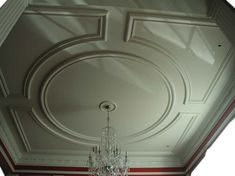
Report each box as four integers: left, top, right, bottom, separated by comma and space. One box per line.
0, 0, 235, 170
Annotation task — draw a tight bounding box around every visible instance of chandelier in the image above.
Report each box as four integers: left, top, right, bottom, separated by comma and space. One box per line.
88, 101, 128, 176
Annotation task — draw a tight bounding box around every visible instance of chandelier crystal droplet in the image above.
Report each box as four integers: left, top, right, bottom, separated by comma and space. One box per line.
88, 101, 128, 176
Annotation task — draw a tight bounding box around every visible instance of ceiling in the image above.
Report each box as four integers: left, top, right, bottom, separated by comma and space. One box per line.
0, 0, 235, 175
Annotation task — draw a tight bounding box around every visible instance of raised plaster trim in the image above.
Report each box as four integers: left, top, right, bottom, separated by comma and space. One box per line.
124, 11, 231, 105
188, 46, 233, 104
173, 114, 198, 152
23, 8, 108, 99
184, 80, 235, 170
35, 51, 174, 144
124, 12, 203, 105
0, 68, 10, 98
0, 0, 29, 46
9, 108, 31, 152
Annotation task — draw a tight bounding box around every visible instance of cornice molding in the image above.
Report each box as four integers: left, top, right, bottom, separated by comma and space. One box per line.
1, 135, 185, 175
0, 0, 29, 46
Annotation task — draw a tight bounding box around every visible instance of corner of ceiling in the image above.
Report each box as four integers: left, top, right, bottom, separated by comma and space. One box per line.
181, 78, 235, 169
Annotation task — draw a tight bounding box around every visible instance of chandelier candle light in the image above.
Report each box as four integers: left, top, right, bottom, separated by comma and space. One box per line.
88, 101, 128, 176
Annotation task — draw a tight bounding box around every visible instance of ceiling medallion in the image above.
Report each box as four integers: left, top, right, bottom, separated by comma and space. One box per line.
88, 101, 128, 176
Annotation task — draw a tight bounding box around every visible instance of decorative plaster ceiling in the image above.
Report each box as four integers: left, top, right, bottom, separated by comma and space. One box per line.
0, 0, 235, 175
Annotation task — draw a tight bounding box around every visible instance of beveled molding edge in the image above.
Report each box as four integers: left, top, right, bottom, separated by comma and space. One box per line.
38, 51, 174, 144
124, 11, 217, 43
173, 114, 198, 152
23, 11, 108, 99
0, 0, 29, 46
25, 3, 108, 16
0, 68, 10, 98
8, 108, 31, 152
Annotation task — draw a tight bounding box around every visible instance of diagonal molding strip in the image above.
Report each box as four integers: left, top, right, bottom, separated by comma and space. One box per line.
0, 0, 29, 46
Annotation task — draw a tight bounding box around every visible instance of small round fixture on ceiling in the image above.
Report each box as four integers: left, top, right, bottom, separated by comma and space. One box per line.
99, 101, 117, 112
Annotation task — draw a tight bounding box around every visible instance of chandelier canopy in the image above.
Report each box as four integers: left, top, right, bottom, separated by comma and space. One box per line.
88, 101, 128, 176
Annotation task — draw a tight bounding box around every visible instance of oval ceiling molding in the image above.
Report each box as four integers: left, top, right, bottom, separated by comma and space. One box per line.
39, 51, 175, 144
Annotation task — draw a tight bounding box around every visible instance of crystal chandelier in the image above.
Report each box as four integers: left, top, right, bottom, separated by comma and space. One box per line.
88, 101, 128, 176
